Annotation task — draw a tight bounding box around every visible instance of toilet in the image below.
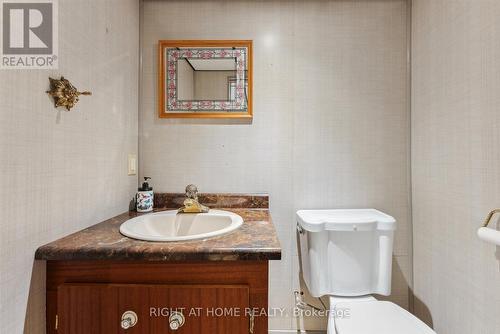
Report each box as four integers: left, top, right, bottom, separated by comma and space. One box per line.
297, 209, 436, 334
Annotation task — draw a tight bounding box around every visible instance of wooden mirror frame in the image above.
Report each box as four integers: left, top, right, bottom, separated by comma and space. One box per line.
158, 40, 253, 119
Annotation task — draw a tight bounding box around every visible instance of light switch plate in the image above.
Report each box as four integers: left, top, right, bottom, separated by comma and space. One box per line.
128, 154, 137, 175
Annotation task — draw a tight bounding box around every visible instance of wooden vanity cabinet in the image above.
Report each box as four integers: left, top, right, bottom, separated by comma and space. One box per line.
46, 261, 268, 334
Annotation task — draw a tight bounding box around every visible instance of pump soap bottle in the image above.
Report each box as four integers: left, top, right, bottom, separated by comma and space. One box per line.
136, 177, 154, 212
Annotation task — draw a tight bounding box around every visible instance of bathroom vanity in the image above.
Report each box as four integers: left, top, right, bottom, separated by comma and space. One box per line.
36, 194, 281, 334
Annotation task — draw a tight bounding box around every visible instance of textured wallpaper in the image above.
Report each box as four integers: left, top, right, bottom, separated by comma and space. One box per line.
412, 0, 500, 333
140, 0, 409, 331
0, 0, 139, 332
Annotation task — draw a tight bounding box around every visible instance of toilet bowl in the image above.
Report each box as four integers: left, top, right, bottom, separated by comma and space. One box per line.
297, 209, 436, 334
328, 296, 435, 334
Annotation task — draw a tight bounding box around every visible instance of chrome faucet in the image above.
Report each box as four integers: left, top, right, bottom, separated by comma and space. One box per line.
177, 184, 209, 214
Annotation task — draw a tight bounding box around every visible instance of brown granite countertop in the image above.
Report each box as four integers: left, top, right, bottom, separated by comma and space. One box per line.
35, 193, 281, 262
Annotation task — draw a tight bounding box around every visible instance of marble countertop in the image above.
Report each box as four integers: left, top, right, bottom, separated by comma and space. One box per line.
35, 193, 281, 262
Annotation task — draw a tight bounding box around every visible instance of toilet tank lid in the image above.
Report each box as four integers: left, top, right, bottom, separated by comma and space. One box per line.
296, 209, 396, 232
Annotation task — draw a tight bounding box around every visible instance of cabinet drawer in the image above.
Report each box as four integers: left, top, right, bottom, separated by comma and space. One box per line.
57, 284, 250, 334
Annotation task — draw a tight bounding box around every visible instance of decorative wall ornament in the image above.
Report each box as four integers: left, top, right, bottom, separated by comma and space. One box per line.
46, 77, 92, 111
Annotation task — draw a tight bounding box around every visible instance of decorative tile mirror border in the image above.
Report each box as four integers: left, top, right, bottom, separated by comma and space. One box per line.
158, 40, 253, 119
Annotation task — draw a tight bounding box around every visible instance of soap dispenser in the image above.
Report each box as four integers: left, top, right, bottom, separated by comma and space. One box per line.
136, 177, 154, 212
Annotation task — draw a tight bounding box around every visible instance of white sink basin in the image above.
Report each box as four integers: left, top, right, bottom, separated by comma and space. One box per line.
119, 209, 243, 242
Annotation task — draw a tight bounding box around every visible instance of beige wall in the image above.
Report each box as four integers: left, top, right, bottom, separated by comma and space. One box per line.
140, 0, 409, 330
412, 0, 500, 333
0, 0, 140, 332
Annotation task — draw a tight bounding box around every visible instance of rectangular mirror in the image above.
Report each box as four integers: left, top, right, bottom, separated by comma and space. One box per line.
158, 40, 252, 118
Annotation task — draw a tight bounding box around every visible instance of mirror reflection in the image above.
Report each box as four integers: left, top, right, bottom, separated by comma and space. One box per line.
177, 58, 238, 101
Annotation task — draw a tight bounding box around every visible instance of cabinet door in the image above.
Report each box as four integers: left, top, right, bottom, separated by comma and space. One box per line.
149, 285, 250, 333
57, 284, 120, 333
57, 284, 250, 334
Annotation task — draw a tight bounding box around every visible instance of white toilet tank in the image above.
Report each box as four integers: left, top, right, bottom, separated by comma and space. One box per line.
297, 209, 396, 297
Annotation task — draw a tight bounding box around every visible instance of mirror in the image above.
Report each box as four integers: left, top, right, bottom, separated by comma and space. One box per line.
158, 40, 252, 119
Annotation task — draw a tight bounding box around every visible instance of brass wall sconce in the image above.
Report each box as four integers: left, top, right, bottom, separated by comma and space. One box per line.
46, 77, 91, 111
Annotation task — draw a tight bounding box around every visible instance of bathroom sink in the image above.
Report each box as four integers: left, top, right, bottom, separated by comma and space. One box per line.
119, 209, 243, 242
